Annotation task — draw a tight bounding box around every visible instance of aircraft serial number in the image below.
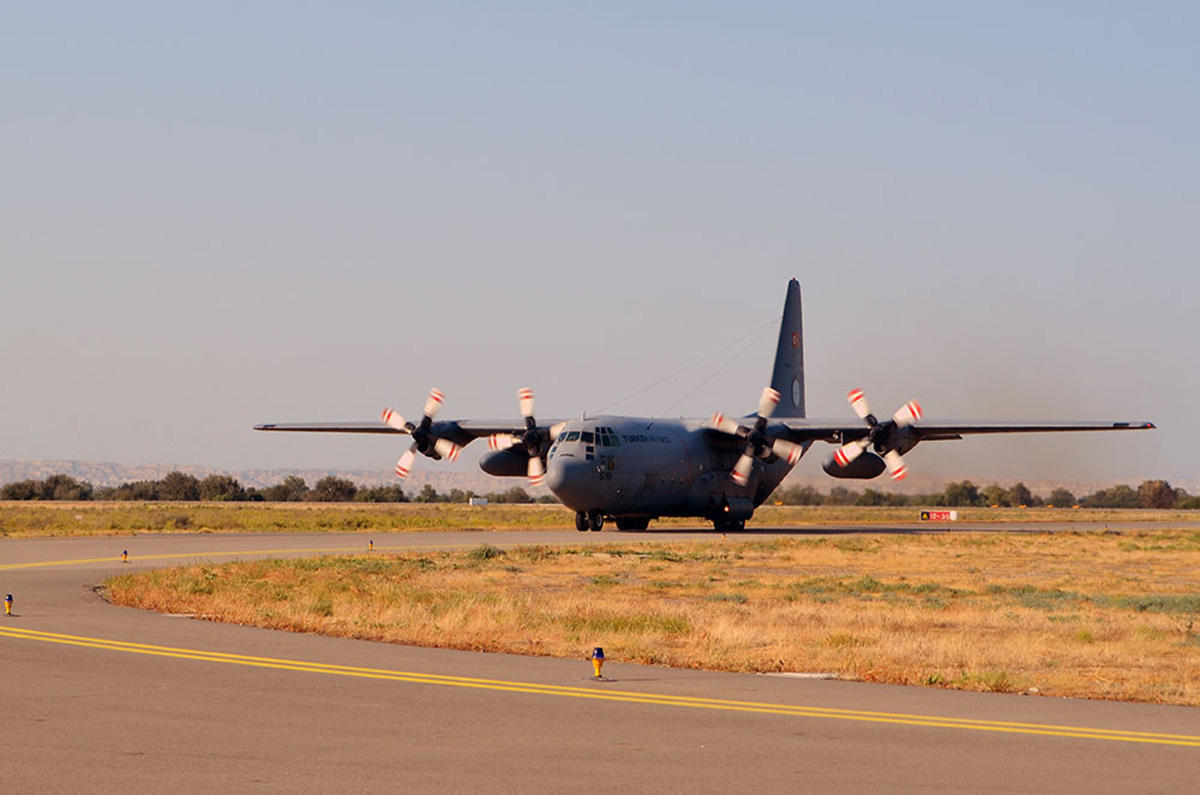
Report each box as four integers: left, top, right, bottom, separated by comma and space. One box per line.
621, 434, 672, 444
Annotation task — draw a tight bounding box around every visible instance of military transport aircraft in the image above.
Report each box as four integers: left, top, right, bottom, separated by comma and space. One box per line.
255, 280, 1154, 532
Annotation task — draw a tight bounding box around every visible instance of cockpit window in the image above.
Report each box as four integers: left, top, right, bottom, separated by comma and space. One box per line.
556, 432, 567, 443
581, 431, 595, 444
565, 431, 580, 442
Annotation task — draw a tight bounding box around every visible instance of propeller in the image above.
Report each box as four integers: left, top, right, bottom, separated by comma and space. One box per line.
708, 386, 804, 486
381, 387, 461, 479
830, 389, 922, 481
486, 387, 548, 487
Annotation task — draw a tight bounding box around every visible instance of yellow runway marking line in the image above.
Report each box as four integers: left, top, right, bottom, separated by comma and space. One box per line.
2, 626, 1198, 747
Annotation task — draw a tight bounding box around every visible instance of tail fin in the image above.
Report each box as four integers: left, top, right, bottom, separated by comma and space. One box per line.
769, 279, 805, 418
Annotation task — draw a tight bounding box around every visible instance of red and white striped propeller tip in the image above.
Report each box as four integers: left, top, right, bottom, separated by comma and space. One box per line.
488, 434, 516, 451
884, 450, 908, 481
833, 440, 866, 468
394, 449, 416, 479
527, 456, 545, 487
434, 438, 461, 462
518, 387, 535, 418
709, 413, 741, 436
893, 400, 923, 426
381, 408, 408, 431
423, 387, 445, 419
847, 389, 871, 419
758, 387, 781, 418
731, 454, 754, 486
772, 439, 802, 466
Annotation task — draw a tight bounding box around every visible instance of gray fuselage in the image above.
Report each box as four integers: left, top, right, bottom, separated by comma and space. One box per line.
542, 415, 811, 521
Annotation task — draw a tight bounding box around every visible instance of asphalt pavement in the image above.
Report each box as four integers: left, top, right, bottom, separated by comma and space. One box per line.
2, 526, 1198, 792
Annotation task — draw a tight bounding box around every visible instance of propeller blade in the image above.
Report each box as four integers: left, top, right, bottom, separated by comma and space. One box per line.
771, 438, 803, 466
848, 389, 871, 420
433, 438, 461, 462
518, 387, 535, 419
708, 412, 744, 436
892, 400, 923, 427
883, 449, 908, 481
527, 455, 545, 487
757, 387, 781, 419
423, 387, 445, 420
381, 408, 410, 432
394, 447, 417, 479
730, 453, 755, 486
487, 433, 516, 451
832, 439, 868, 468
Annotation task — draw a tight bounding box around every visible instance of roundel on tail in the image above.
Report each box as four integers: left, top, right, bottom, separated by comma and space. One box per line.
792, 377, 801, 408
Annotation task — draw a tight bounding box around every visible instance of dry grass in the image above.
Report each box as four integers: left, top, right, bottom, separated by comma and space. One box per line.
105, 528, 1200, 704
2, 501, 1193, 537
0, 502, 572, 536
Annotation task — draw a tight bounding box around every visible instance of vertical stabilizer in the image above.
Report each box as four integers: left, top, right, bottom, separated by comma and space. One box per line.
770, 279, 805, 418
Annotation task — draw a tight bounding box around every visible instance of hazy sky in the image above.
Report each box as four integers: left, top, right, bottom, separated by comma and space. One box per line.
2, 3, 1194, 485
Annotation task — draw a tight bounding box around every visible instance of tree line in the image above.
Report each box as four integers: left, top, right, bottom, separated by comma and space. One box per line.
0, 472, 554, 505
774, 479, 1200, 509
2, 472, 1197, 509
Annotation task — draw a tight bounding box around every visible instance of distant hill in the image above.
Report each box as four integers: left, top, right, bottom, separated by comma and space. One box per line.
0, 460, 513, 494
2, 459, 1190, 498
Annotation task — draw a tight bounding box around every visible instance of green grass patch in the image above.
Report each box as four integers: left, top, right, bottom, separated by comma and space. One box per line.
1111, 594, 1200, 614
704, 592, 749, 604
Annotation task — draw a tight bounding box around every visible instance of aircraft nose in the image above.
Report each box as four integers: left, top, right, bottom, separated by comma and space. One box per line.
545, 457, 592, 507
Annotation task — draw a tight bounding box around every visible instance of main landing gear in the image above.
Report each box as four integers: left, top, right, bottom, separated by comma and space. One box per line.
575, 510, 604, 532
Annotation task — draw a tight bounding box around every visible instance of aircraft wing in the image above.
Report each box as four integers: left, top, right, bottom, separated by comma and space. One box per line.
254, 419, 565, 447
770, 418, 1156, 445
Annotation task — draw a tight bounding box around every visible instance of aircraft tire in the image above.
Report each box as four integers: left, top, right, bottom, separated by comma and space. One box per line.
575, 512, 588, 532
587, 510, 604, 532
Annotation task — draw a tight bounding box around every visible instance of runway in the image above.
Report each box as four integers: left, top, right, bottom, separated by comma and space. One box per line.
2, 527, 1198, 792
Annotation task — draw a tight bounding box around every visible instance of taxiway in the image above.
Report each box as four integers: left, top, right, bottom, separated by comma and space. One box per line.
2, 527, 1198, 792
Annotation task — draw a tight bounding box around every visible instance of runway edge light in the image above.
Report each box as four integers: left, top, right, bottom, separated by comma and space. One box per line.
122, 550, 128, 563
591, 647, 605, 678
5, 594, 12, 616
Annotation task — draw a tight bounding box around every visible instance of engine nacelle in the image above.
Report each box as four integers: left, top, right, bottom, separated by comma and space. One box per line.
822, 451, 887, 479
479, 448, 529, 477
